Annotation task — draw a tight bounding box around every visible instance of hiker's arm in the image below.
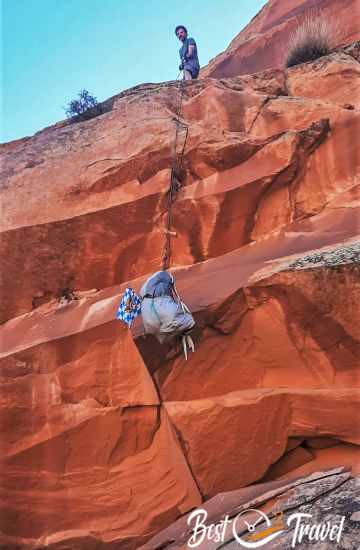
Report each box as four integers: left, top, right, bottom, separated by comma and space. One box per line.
186, 43, 195, 60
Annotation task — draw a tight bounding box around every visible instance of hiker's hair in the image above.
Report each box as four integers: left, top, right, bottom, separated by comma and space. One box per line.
175, 25, 188, 35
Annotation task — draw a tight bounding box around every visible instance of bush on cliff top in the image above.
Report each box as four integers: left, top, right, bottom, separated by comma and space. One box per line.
65, 89, 103, 122
285, 15, 339, 68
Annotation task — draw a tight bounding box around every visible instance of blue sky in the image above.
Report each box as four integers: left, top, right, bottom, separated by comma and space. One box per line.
1, 0, 267, 143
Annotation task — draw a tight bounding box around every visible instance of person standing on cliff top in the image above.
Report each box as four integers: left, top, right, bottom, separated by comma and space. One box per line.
175, 25, 200, 80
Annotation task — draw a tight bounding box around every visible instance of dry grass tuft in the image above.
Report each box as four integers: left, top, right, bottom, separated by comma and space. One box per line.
285, 14, 340, 68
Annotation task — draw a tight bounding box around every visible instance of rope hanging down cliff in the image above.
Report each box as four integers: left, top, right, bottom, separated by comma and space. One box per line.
162, 77, 189, 271
116, 77, 195, 360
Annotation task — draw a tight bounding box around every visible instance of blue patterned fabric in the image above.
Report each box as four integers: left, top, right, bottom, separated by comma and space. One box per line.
116, 287, 142, 327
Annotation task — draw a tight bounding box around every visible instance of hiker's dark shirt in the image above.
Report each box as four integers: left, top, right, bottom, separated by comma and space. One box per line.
179, 37, 200, 78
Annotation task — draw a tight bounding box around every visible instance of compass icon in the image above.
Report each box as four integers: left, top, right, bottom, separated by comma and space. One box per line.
232, 508, 286, 548
242, 510, 270, 532
237, 509, 271, 533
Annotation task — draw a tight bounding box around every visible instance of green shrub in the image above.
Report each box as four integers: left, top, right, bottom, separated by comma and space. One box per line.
65, 89, 103, 122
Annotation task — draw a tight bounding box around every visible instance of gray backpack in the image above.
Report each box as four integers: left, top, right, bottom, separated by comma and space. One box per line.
140, 271, 195, 358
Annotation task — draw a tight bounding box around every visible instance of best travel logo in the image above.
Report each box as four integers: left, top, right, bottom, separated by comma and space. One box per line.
187, 507, 346, 548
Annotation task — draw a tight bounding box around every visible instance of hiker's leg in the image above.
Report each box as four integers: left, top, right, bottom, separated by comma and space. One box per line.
183, 69, 192, 80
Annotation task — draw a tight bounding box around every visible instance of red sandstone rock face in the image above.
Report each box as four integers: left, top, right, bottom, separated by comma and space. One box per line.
1, 55, 359, 324
0, 12, 359, 550
201, 0, 360, 78
1, 406, 201, 549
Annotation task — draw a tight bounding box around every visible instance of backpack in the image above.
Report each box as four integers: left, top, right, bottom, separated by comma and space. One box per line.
140, 271, 195, 358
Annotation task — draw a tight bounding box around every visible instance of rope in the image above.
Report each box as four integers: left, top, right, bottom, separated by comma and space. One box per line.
161, 75, 189, 271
